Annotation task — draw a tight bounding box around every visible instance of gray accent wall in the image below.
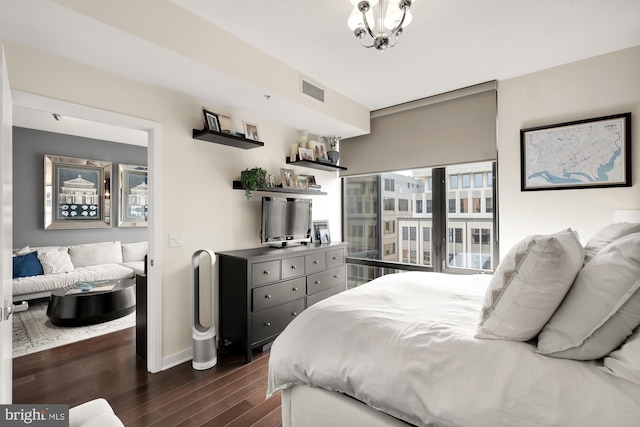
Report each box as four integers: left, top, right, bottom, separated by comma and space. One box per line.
13, 127, 148, 248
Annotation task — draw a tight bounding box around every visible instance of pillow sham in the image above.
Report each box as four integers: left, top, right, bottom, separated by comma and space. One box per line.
537, 232, 640, 360
476, 228, 584, 341
12, 251, 44, 279
601, 328, 640, 385
583, 222, 640, 263
37, 249, 75, 275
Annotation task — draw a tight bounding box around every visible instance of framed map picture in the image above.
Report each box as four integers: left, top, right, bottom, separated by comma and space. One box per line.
520, 112, 631, 191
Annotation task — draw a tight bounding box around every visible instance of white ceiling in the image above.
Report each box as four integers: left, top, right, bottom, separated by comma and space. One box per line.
2, 0, 640, 141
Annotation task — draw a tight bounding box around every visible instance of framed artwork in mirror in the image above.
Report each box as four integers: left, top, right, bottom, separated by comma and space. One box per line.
44, 154, 111, 230
118, 164, 148, 227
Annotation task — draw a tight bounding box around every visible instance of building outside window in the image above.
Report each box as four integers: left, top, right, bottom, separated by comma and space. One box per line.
344, 162, 496, 287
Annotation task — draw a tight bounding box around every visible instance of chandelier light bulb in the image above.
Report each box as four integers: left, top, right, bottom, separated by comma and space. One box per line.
348, 5, 375, 31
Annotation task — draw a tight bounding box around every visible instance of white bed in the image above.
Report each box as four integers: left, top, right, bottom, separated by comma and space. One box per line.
267, 270, 640, 427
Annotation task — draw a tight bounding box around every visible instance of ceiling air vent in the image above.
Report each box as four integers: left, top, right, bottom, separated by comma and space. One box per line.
301, 77, 325, 103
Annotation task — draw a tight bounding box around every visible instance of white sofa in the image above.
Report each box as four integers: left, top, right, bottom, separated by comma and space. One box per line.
12, 241, 147, 302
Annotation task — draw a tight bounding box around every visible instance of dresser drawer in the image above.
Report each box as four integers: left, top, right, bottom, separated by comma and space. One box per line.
251, 260, 281, 287
305, 252, 326, 274
307, 267, 344, 295
281, 256, 305, 279
252, 277, 305, 312
307, 283, 345, 307
251, 299, 305, 344
325, 248, 345, 269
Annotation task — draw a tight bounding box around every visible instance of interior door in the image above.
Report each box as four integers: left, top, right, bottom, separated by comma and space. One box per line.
0, 45, 14, 404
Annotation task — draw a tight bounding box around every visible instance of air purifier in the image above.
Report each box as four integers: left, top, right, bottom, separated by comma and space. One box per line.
191, 249, 217, 370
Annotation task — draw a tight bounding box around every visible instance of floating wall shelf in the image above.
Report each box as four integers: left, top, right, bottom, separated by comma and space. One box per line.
232, 181, 327, 196
286, 157, 347, 172
193, 128, 264, 149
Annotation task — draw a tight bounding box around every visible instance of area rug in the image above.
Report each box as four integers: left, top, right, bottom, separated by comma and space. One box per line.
12, 300, 135, 358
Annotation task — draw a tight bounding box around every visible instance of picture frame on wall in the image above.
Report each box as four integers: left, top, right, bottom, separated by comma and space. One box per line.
203, 109, 220, 132
118, 164, 148, 227
44, 154, 112, 230
520, 112, 631, 191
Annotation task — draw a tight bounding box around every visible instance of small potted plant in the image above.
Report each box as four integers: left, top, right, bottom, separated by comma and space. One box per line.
240, 167, 268, 199
327, 136, 340, 165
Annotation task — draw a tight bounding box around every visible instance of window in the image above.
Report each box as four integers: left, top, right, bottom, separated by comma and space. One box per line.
487, 172, 493, 187
462, 174, 470, 188
384, 178, 395, 192
343, 162, 496, 286
474, 173, 483, 187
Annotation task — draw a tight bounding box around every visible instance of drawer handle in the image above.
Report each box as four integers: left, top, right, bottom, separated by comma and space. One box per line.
264, 322, 271, 327
292, 287, 299, 292
263, 270, 270, 275
313, 260, 319, 264
315, 280, 320, 285
334, 275, 339, 279
291, 265, 297, 269
265, 294, 272, 299
333, 256, 338, 260
292, 312, 298, 316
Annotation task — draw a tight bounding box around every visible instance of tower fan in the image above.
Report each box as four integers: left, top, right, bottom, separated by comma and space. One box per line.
191, 249, 217, 370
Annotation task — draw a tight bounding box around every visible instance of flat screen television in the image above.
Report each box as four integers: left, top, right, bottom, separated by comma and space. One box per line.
261, 197, 312, 247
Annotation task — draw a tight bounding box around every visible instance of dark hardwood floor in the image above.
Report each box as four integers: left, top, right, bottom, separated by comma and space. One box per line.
12, 327, 282, 426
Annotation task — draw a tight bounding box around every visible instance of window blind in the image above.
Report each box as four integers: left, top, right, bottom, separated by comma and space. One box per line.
340, 81, 497, 176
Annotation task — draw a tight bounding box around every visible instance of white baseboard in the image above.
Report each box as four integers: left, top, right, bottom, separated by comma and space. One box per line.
162, 348, 192, 370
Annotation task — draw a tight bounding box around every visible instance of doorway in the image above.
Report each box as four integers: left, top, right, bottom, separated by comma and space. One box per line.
11, 91, 163, 373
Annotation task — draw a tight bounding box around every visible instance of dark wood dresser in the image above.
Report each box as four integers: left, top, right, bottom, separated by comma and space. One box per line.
216, 242, 347, 362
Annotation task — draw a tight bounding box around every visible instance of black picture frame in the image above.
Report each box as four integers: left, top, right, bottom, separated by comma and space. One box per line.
520, 112, 631, 191
203, 109, 220, 132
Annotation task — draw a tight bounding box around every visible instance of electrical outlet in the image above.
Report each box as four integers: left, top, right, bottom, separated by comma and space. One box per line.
168, 234, 183, 247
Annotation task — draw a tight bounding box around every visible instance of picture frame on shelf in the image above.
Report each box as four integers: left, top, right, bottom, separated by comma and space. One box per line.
243, 121, 260, 141
295, 175, 309, 190
314, 141, 328, 162
298, 147, 315, 161
203, 109, 220, 132
520, 112, 631, 191
280, 168, 295, 188
300, 175, 317, 186
44, 154, 112, 230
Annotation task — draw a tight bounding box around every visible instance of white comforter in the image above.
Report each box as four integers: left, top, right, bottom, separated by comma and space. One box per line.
267, 272, 640, 427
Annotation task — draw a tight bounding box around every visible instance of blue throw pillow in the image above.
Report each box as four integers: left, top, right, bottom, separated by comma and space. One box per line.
13, 251, 44, 279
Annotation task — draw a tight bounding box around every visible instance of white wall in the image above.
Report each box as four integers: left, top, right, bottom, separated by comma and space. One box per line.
2, 40, 343, 365
497, 45, 640, 253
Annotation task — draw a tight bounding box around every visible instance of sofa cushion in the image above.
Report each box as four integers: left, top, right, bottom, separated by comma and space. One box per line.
69, 241, 123, 267
37, 249, 75, 274
122, 241, 147, 262
13, 251, 44, 279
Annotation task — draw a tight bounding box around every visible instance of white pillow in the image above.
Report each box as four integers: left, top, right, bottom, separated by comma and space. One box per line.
475, 228, 584, 341
601, 328, 640, 385
121, 241, 147, 262
537, 232, 640, 360
13, 246, 31, 256
583, 222, 640, 263
69, 241, 123, 267
37, 249, 74, 274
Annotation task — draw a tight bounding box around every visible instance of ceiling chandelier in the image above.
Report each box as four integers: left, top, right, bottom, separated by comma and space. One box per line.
347, 0, 414, 51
